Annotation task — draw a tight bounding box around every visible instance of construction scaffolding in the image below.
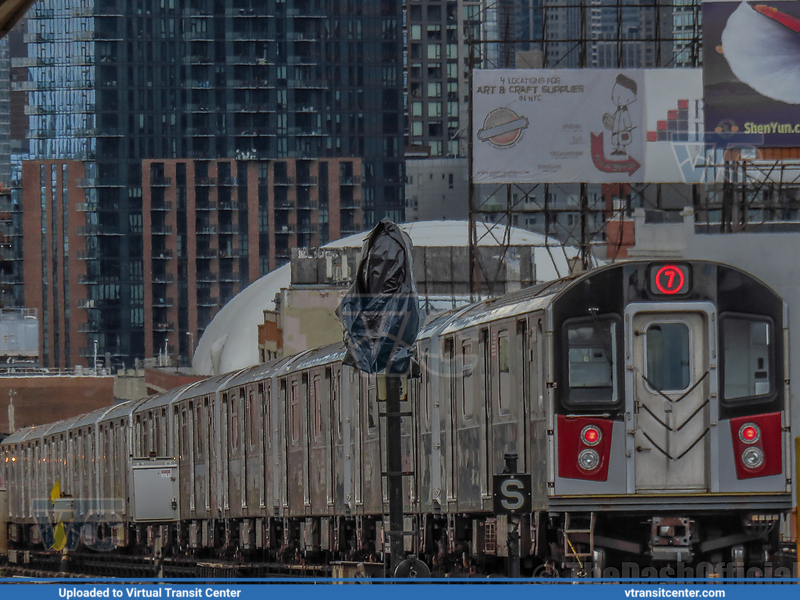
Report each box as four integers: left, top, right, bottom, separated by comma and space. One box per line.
467, 0, 800, 299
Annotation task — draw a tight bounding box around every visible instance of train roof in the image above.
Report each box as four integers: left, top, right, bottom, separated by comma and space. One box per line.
135, 381, 203, 413
70, 405, 118, 430
417, 276, 576, 340
176, 369, 249, 400
40, 415, 81, 437
98, 397, 151, 424
2, 425, 39, 444
224, 358, 287, 389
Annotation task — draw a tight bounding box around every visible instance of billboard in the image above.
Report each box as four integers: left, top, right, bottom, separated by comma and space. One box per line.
703, 0, 800, 147
472, 69, 713, 184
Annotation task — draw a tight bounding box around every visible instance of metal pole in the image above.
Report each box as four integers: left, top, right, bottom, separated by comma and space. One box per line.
386, 374, 404, 573
468, 40, 477, 303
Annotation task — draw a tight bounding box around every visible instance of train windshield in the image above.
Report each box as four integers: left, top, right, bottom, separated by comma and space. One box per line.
721, 315, 773, 401
563, 315, 620, 405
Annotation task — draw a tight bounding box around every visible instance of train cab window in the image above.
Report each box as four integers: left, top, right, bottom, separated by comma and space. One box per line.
645, 323, 691, 391
721, 315, 773, 401
562, 315, 621, 406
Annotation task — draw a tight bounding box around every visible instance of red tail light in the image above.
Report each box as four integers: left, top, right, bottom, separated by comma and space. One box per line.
581, 425, 602, 446
558, 416, 613, 481
730, 413, 782, 479
739, 423, 760, 444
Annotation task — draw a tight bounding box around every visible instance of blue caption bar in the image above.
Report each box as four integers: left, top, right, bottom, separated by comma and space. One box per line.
0, 582, 797, 600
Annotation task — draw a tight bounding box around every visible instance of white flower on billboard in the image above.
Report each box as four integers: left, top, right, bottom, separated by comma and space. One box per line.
721, 1, 800, 104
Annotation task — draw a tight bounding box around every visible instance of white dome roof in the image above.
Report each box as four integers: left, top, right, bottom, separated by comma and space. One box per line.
192, 221, 582, 375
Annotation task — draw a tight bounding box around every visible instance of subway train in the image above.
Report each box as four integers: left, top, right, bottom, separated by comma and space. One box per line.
0, 260, 793, 576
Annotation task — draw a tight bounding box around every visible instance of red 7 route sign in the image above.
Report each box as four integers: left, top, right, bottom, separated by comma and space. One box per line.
650, 264, 690, 296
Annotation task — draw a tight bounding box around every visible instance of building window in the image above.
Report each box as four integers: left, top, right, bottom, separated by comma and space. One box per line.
410, 25, 421, 40
411, 121, 423, 136
428, 103, 442, 118
427, 43, 441, 60
427, 82, 442, 98
411, 102, 423, 117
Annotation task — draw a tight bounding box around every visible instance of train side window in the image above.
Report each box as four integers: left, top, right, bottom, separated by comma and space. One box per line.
368, 381, 377, 431
230, 395, 239, 452
462, 340, 474, 420
313, 375, 322, 440
645, 322, 691, 392
498, 331, 511, 413
562, 315, 621, 406
721, 315, 773, 402
291, 381, 300, 444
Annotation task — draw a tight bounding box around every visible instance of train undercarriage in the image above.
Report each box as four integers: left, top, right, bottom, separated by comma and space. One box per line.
4, 507, 793, 579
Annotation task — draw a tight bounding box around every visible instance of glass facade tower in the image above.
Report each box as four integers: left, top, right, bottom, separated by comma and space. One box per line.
21, 0, 405, 366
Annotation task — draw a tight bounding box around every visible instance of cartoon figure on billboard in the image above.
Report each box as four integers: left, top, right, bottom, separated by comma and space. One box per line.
603, 74, 638, 155
591, 73, 641, 177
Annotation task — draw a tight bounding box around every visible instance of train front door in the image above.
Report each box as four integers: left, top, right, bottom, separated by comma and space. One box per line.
628, 308, 713, 492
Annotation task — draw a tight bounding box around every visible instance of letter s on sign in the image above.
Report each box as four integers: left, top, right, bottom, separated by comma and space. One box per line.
500, 479, 524, 511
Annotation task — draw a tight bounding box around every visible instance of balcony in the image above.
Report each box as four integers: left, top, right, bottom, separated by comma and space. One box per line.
150, 177, 173, 187
195, 177, 217, 186
152, 297, 174, 307
196, 227, 216, 235
297, 176, 318, 185
152, 273, 174, 284
150, 201, 173, 211
340, 176, 363, 185
76, 178, 126, 188
152, 250, 173, 260
218, 202, 240, 211
274, 177, 295, 186
78, 322, 100, 333
78, 225, 123, 236
196, 271, 217, 282
219, 271, 239, 282
151, 225, 174, 235
196, 249, 217, 259
197, 297, 219, 307
77, 298, 96, 309
218, 250, 241, 259
153, 322, 175, 332
218, 177, 237, 186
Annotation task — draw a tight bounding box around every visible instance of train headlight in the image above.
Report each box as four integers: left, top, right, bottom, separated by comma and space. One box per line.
741, 446, 765, 470
581, 425, 602, 446
578, 449, 600, 471
739, 423, 760, 444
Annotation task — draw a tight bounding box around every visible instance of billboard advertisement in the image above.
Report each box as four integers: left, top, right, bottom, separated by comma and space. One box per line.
703, 0, 800, 147
472, 69, 713, 184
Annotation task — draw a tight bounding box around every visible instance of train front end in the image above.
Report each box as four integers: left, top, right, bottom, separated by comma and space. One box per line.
549, 260, 790, 573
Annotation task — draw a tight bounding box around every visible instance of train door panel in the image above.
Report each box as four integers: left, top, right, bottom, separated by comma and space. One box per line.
455, 332, 483, 511
417, 345, 433, 510
244, 384, 262, 512
362, 374, 382, 513
308, 369, 329, 514
330, 368, 345, 514
443, 337, 456, 504
628, 309, 712, 492
286, 376, 306, 514
230, 388, 244, 515
209, 396, 217, 516
528, 315, 548, 506
221, 394, 230, 511
489, 323, 523, 477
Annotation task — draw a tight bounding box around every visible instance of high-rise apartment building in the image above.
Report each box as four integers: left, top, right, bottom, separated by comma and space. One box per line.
17, 0, 403, 368
406, 0, 483, 158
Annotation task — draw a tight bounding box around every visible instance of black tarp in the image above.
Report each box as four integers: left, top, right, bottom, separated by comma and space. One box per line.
337, 219, 420, 374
